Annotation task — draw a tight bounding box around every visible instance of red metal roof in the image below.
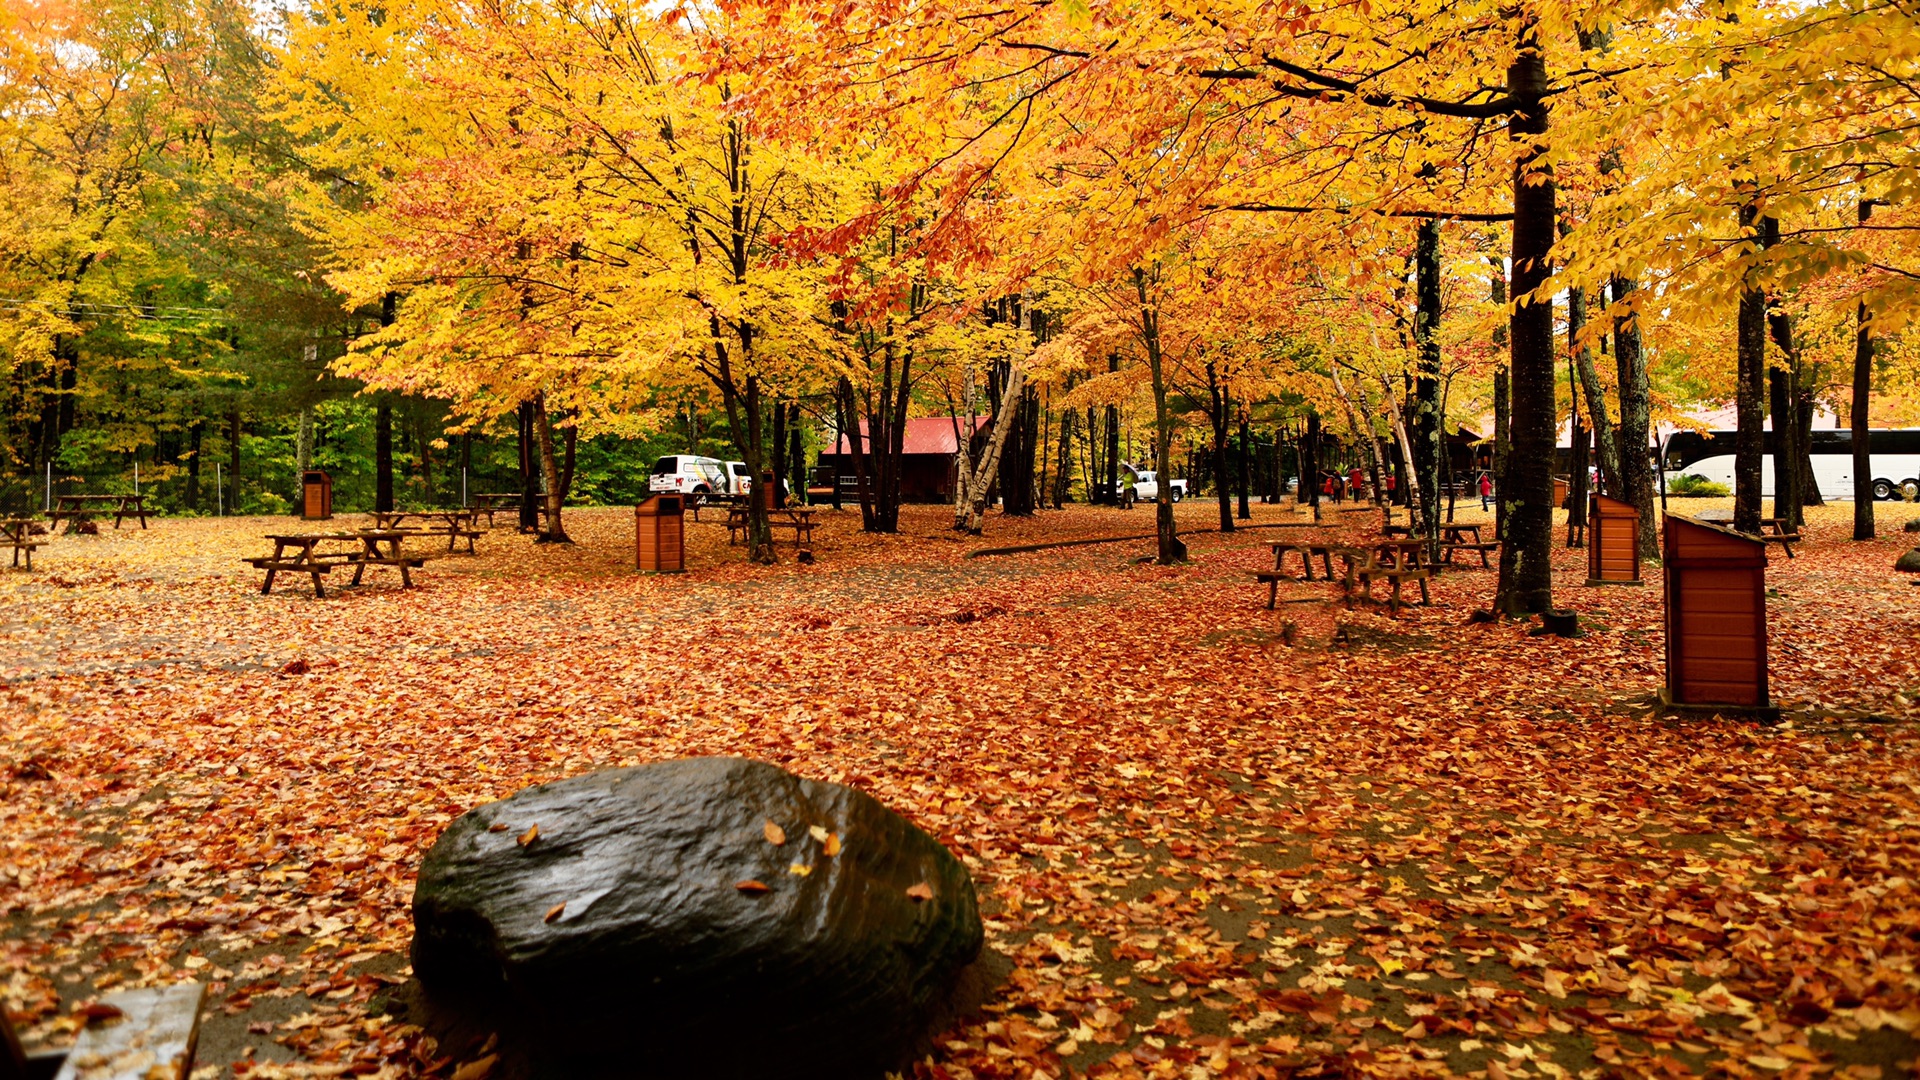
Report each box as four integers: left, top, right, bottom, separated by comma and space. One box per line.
833, 417, 986, 457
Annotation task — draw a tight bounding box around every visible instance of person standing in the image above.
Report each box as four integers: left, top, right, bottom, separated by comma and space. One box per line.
1478, 471, 1494, 511
1348, 465, 1366, 502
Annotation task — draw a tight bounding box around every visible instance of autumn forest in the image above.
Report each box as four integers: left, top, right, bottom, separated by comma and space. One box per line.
3, 0, 1920, 1075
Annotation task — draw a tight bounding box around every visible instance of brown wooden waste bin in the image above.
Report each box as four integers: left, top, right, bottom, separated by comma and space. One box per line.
635, 494, 685, 573
301, 470, 333, 520
1660, 514, 1775, 719
1586, 495, 1642, 585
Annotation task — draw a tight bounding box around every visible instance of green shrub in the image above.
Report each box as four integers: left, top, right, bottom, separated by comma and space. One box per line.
1666, 473, 1730, 497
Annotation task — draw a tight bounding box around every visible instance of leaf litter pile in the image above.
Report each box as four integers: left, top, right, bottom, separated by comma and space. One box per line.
3, 501, 1918, 1079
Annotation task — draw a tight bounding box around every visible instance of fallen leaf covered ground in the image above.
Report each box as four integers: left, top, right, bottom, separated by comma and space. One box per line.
3, 499, 1918, 1079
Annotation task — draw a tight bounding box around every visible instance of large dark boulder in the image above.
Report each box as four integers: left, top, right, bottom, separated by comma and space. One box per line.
411, 757, 984, 1079
1897, 546, 1920, 572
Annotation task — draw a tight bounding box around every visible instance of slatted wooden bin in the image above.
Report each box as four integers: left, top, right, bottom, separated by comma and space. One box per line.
1660, 514, 1775, 719
1585, 494, 1643, 585
1553, 475, 1569, 510
634, 494, 685, 573
301, 470, 333, 520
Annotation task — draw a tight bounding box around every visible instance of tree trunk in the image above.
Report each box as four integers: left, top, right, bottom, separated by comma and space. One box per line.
186, 420, 203, 512
1853, 197, 1876, 540
1053, 382, 1077, 506
517, 400, 540, 532
955, 364, 1027, 534
771, 399, 788, 510
1611, 276, 1656, 557
1237, 416, 1252, 520
1104, 353, 1121, 504
1500, 42, 1558, 615
1795, 378, 1822, 508
1569, 283, 1620, 496
1493, 366, 1514, 614
1733, 204, 1769, 535
228, 410, 242, 511
1132, 269, 1187, 564
375, 401, 394, 513
1769, 366, 1795, 527
1304, 411, 1321, 518
1413, 219, 1444, 549
1208, 361, 1234, 531
788, 407, 805, 506
533, 393, 570, 543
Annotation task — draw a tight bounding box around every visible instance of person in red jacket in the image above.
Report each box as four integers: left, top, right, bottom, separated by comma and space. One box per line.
1478, 471, 1494, 511
1348, 466, 1365, 502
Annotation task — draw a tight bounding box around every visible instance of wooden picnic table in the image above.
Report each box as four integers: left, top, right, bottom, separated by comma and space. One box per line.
1371, 537, 1430, 570
727, 505, 815, 549
470, 493, 521, 527
245, 530, 426, 597
48, 493, 149, 531
1757, 517, 1801, 558
3, 518, 43, 570
370, 511, 482, 552
1440, 523, 1483, 544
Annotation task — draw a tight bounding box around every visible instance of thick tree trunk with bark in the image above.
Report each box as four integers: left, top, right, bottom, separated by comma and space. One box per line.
1493, 367, 1514, 614
1734, 205, 1769, 535
1611, 277, 1656, 558
517, 401, 539, 532
1413, 219, 1444, 551
1499, 42, 1558, 616
533, 393, 570, 543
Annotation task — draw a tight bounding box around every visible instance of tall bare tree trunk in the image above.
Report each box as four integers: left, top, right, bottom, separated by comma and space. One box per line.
954, 364, 1027, 534
1853, 197, 1877, 540
532, 392, 570, 543
1135, 268, 1187, 563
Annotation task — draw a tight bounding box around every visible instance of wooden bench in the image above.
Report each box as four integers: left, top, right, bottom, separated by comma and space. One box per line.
7, 541, 43, 570
243, 556, 340, 598
4, 982, 203, 1080
1340, 555, 1432, 614
351, 554, 428, 588
1440, 541, 1499, 567
728, 507, 815, 549
426, 527, 483, 554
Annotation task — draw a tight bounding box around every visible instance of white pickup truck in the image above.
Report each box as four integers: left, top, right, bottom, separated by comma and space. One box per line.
1117, 467, 1186, 505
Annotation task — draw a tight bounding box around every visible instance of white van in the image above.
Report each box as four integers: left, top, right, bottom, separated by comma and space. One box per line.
649, 455, 730, 498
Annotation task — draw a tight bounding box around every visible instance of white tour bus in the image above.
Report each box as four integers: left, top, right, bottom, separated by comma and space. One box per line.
1661, 428, 1920, 501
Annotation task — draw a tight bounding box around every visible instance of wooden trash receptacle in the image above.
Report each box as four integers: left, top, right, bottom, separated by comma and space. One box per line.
1586, 495, 1643, 585
301, 470, 333, 520
635, 494, 685, 573
1553, 475, 1569, 509
1660, 514, 1775, 720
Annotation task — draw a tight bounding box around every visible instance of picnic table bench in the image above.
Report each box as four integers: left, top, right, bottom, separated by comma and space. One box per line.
370, 511, 482, 553
469, 493, 524, 528
1338, 548, 1432, 614
1758, 517, 1801, 558
245, 531, 426, 597
47, 494, 149, 533
1257, 539, 1359, 608
727, 505, 815, 548
4, 982, 203, 1080
1438, 523, 1499, 567
3, 519, 44, 570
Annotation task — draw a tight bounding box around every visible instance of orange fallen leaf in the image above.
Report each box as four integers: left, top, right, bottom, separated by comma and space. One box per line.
789, 863, 812, 877
906, 882, 933, 902
764, 820, 786, 845
487, 823, 509, 833
76, 1002, 124, 1023
823, 833, 842, 857
518, 825, 539, 847
735, 880, 771, 894
450, 1054, 498, 1080
543, 902, 566, 923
